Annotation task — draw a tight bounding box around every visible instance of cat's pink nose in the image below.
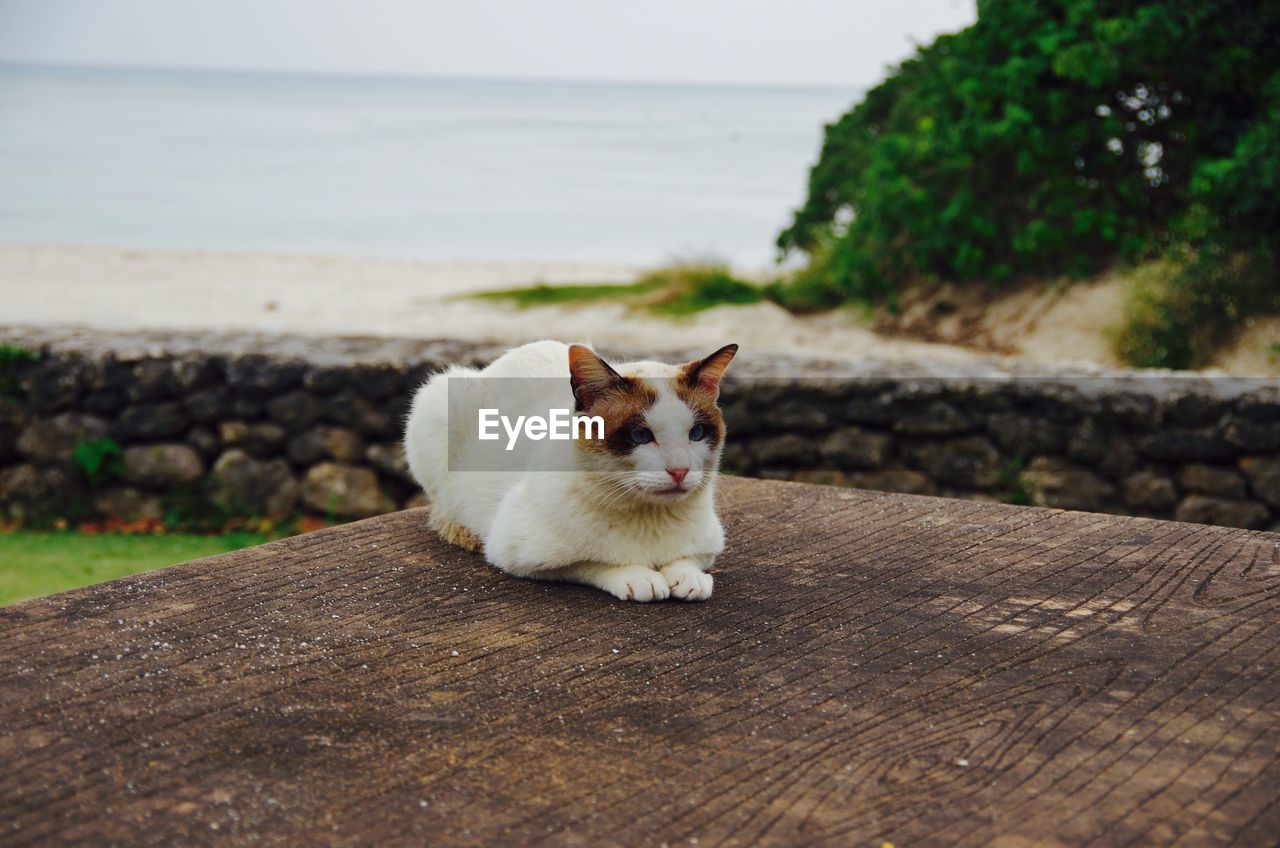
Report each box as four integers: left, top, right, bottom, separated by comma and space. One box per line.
667, 467, 689, 486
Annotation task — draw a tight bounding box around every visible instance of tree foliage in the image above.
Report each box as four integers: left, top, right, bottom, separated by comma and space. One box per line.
777, 0, 1280, 313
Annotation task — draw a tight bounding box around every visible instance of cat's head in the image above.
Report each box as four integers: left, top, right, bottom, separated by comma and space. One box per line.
568, 343, 737, 504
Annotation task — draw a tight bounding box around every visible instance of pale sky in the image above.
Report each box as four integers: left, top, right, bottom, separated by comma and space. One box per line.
0, 0, 976, 87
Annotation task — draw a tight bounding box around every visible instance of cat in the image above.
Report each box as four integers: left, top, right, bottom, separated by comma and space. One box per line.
403, 340, 737, 602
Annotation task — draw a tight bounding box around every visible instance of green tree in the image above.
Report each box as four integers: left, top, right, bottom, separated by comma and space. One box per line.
777, 0, 1280, 324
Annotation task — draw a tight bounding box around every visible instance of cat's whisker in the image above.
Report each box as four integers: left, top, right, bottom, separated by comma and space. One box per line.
590, 479, 643, 511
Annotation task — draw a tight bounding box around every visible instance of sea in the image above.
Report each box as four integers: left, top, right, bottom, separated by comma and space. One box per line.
0, 65, 856, 266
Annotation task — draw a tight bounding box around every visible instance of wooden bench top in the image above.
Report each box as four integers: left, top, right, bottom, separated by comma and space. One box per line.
3, 477, 1279, 846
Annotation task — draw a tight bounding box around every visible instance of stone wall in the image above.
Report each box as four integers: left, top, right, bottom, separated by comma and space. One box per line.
2, 327, 1278, 531
719, 373, 1280, 531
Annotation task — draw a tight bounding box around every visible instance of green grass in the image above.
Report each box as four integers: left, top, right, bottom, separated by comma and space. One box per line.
472, 276, 668, 308
645, 267, 765, 316
472, 262, 767, 317
0, 531, 267, 606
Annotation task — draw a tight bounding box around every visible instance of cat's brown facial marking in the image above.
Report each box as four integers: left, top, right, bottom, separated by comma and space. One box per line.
589, 391, 661, 457
674, 382, 725, 448
568, 345, 658, 457
675, 343, 737, 448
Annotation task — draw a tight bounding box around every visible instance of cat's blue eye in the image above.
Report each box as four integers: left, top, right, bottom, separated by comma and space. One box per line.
630, 426, 654, 446
689, 423, 706, 441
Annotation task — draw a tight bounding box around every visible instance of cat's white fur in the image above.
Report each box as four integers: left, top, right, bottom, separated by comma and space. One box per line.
403, 340, 730, 602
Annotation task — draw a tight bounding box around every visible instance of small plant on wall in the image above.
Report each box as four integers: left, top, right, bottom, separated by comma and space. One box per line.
0, 344, 40, 401
73, 437, 124, 486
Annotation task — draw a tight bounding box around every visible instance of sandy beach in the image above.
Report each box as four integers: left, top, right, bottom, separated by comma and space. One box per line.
0, 242, 983, 363
2, 242, 1277, 374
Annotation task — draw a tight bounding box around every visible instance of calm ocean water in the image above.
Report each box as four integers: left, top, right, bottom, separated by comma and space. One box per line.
0, 65, 855, 265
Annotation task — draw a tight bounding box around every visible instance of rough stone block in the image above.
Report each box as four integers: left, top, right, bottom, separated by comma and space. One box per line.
83, 390, 127, 415
219, 421, 287, 457
1240, 456, 1280, 508
987, 413, 1067, 455
184, 386, 233, 422
127, 360, 172, 403
718, 397, 758, 437
366, 442, 414, 483
302, 463, 395, 518
893, 401, 975, 436
289, 427, 365, 465
1235, 391, 1280, 422
1020, 458, 1116, 511
17, 413, 109, 464
718, 441, 752, 473
303, 365, 351, 394
751, 434, 820, 467
1065, 418, 1107, 464
210, 450, 298, 520
267, 391, 320, 429
1166, 393, 1227, 426
904, 436, 1003, 489
1122, 472, 1178, 511
840, 395, 897, 426
1102, 394, 1161, 430
185, 427, 221, 461
1177, 464, 1247, 499
92, 487, 164, 521
1139, 428, 1234, 463
320, 392, 396, 437
81, 355, 130, 393
0, 463, 80, 519
770, 402, 830, 433
112, 402, 189, 441
167, 355, 220, 393
122, 444, 204, 488
232, 397, 264, 419
350, 365, 406, 401
1222, 416, 1280, 453
21, 357, 80, 412
818, 426, 893, 470
1174, 494, 1269, 530
226, 355, 305, 396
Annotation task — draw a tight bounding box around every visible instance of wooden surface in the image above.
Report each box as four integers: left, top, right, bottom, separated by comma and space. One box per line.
3, 477, 1279, 847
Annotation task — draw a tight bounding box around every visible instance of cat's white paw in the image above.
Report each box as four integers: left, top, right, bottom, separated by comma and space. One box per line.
661, 561, 714, 601
600, 566, 670, 603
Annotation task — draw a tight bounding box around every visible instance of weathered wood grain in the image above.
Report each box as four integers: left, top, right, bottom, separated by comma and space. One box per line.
2, 477, 1279, 846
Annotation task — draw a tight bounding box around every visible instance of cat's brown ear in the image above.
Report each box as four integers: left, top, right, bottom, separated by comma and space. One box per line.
681, 343, 738, 398
568, 344, 625, 411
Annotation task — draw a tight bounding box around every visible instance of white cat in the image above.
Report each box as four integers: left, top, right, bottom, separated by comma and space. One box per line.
403, 340, 738, 602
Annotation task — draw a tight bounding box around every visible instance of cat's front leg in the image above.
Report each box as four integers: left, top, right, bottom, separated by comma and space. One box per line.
550, 563, 671, 602
660, 557, 714, 602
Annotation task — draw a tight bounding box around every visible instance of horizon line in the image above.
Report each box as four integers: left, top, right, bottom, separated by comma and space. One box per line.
0, 59, 865, 94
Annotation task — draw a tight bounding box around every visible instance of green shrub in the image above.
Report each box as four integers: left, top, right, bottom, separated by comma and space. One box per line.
0, 344, 39, 365
1113, 252, 1280, 369
761, 238, 856, 313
